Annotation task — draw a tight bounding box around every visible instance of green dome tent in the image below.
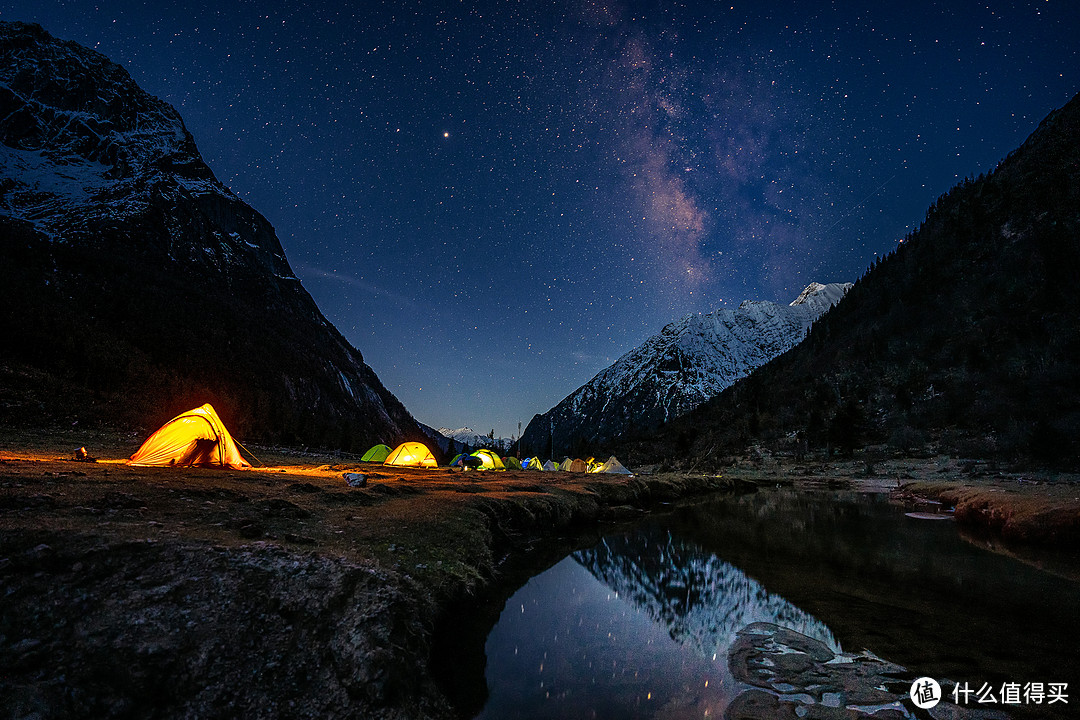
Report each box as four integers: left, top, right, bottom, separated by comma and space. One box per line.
361, 444, 393, 463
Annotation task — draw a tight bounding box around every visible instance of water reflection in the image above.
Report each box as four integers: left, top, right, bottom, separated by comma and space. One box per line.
473, 554, 737, 719
663, 490, 1080, 689
574, 532, 841, 663
473, 491, 1080, 719
475, 527, 844, 719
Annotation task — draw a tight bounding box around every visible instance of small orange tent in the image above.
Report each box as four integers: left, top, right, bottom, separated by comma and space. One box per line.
129, 404, 250, 469
383, 441, 438, 468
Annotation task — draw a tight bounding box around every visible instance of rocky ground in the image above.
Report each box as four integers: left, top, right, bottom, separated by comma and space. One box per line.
1, 430, 1076, 719
0, 429, 733, 719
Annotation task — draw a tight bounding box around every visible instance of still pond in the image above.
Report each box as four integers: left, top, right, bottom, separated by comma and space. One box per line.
466, 489, 1080, 719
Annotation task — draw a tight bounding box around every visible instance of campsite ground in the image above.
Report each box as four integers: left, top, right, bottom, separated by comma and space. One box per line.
1, 428, 1078, 718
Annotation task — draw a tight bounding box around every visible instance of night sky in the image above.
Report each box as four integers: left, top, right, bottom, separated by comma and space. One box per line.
6, 1, 1078, 438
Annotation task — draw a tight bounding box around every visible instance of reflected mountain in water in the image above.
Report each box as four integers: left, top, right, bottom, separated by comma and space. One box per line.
572, 530, 1016, 719
473, 493, 1073, 719
573, 530, 841, 662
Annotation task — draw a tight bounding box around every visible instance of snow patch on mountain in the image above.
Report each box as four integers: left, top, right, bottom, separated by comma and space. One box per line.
0, 25, 268, 272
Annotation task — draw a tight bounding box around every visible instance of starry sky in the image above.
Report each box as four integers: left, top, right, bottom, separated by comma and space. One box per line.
5, 1, 1078, 438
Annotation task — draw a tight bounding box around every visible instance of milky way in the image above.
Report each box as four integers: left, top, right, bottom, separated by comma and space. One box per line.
6, 0, 1078, 437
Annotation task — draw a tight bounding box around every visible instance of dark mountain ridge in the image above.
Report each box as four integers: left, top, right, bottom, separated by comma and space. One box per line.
0, 21, 420, 449
622, 91, 1080, 467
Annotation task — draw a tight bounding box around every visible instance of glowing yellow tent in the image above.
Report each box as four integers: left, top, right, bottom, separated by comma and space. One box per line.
384, 441, 438, 468
129, 404, 250, 469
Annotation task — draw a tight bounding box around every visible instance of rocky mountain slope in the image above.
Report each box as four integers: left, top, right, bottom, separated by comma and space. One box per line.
520, 282, 849, 457
0, 21, 420, 449
627, 91, 1080, 466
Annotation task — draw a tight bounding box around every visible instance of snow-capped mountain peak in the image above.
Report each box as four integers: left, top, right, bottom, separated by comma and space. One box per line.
521, 282, 851, 457
790, 281, 848, 312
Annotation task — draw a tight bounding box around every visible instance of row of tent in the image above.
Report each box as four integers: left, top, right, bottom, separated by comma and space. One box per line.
124, 405, 632, 476
362, 442, 633, 475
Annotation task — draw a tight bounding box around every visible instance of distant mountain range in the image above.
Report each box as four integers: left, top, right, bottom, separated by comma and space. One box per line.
419, 425, 513, 454
625, 91, 1080, 466
0, 21, 421, 449
521, 282, 850, 458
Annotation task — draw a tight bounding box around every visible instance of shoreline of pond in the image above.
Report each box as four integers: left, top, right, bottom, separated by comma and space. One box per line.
716, 454, 1080, 551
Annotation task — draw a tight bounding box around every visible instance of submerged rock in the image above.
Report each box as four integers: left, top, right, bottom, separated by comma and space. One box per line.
726, 623, 1011, 720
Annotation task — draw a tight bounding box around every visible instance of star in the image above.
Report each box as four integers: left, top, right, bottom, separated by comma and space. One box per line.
16, 0, 1077, 439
